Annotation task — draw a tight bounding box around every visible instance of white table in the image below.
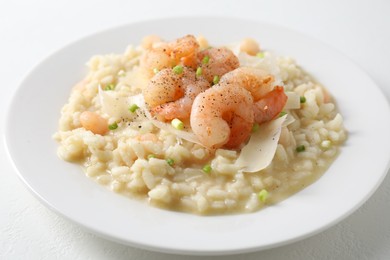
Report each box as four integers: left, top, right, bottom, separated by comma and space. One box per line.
1, 0, 390, 259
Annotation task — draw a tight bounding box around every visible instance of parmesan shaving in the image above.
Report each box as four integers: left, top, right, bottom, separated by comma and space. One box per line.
285, 91, 301, 110
283, 114, 296, 127
147, 118, 203, 145
98, 89, 146, 120
98, 87, 131, 119
235, 115, 287, 173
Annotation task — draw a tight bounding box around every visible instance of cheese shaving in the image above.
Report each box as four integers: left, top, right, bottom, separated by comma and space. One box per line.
235, 115, 287, 173
285, 91, 301, 110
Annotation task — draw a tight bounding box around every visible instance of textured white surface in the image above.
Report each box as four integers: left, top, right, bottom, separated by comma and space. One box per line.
1, 0, 390, 259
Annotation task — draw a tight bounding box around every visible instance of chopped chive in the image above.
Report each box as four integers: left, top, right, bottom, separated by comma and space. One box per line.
196, 67, 202, 77
202, 55, 210, 64
256, 52, 265, 58
279, 111, 287, 117
153, 68, 159, 74
104, 83, 115, 91
321, 140, 332, 149
172, 65, 183, 74
212, 75, 220, 85
108, 122, 118, 130
296, 145, 306, 152
129, 104, 139, 113
171, 118, 184, 130
300, 96, 306, 103
258, 189, 269, 202
252, 123, 260, 133
202, 164, 212, 173
166, 158, 175, 166
147, 154, 156, 160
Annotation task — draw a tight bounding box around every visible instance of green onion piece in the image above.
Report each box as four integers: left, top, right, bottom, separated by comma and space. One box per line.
172, 65, 183, 74
171, 118, 184, 130
321, 140, 332, 149
108, 122, 118, 130
252, 123, 260, 133
153, 68, 159, 74
129, 104, 139, 113
104, 83, 115, 91
256, 52, 265, 58
300, 96, 306, 103
258, 189, 268, 202
147, 154, 156, 160
202, 55, 210, 64
202, 164, 212, 173
212, 75, 220, 85
296, 145, 306, 152
279, 111, 287, 117
196, 67, 202, 77
166, 158, 175, 166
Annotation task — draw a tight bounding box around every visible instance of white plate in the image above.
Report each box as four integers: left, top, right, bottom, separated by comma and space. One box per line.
5, 17, 390, 255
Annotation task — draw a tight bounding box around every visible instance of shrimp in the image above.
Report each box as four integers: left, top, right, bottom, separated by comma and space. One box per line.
190, 84, 254, 149
190, 67, 287, 149
143, 67, 210, 121
169, 34, 199, 66
219, 67, 274, 100
140, 35, 199, 77
139, 48, 173, 77
197, 47, 240, 83
143, 68, 183, 108
220, 67, 287, 124
79, 111, 108, 135
253, 86, 288, 124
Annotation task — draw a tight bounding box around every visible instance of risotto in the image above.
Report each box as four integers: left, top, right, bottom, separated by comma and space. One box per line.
53, 35, 347, 214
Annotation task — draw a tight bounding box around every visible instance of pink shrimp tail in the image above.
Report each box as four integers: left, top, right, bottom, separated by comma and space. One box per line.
253, 86, 287, 124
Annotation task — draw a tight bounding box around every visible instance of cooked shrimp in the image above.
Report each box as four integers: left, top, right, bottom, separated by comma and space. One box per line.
79, 111, 108, 135
191, 84, 254, 149
140, 35, 199, 77
169, 35, 199, 64
197, 47, 239, 83
219, 67, 274, 100
253, 86, 288, 124
220, 67, 287, 124
144, 67, 210, 121
152, 75, 210, 121
143, 68, 183, 108
139, 48, 173, 77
